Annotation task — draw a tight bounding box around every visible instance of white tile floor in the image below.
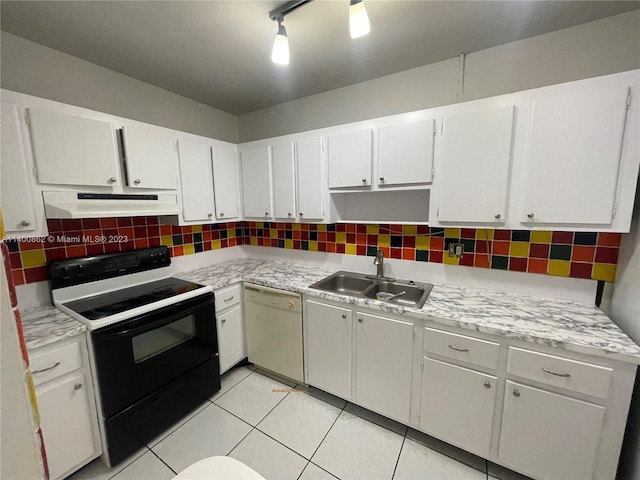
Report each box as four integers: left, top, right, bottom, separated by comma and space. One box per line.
69, 366, 531, 480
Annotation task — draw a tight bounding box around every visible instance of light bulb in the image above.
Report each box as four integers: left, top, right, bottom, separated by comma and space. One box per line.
271, 22, 289, 65
349, 0, 370, 39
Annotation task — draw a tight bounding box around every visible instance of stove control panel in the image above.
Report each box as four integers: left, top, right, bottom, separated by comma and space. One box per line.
49, 247, 171, 289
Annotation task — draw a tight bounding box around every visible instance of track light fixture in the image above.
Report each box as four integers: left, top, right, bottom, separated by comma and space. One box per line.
269, 0, 371, 65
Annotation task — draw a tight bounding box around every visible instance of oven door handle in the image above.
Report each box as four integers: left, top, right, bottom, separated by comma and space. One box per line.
98, 294, 213, 338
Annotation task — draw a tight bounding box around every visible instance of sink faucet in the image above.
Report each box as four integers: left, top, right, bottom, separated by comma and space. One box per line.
373, 249, 384, 278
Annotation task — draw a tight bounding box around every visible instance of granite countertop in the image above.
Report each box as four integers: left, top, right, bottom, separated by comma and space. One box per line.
178, 258, 640, 364
20, 305, 86, 351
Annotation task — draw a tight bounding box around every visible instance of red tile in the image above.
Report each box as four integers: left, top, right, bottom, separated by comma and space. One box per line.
529, 243, 550, 259
12, 270, 25, 287
380, 246, 390, 258
459, 254, 474, 267
62, 219, 83, 230
146, 216, 159, 226
184, 233, 193, 244
357, 224, 367, 234
301, 231, 309, 241
45, 247, 67, 262
570, 262, 593, 279
20, 240, 45, 251
595, 247, 618, 264
24, 266, 48, 283
403, 236, 416, 248
417, 225, 429, 235
81, 218, 101, 229
117, 217, 133, 227
271, 239, 278, 248
132, 217, 146, 226
229, 238, 238, 247
204, 241, 212, 251
572, 246, 595, 263
174, 246, 184, 256
294, 240, 301, 249
293, 230, 302, 240
509, 257, 528, 272
494, 230, 511, 241
149, 237, 161, 247
402, 248, 415, 261
493, 241, 510, 256
318, 232, 327, 242
552, 231, 573, 244
13, 309, 29, 365
475, 241, 488, 254
356, 234, 367, 245
336, 224, 346, 232
367, 234, 378, 245
182, 225, 193, 234
431, 238, 444, 251
336, 243, 346, 254
347, 233, 356, 244
133, 227, 147, 238
390, 248, 402, 259
86, 244, 105, 256
146, 225, 160, 237
104, 242, 120, 253
461, 229, 476, 239
212, 231, 220, 240
66, 245, 87, 258
100, 217, 118, 229
103, 228, 118, 239
327, 232, 336, 243
160, 225, 172, 236
327, 243, 336, 253
430, 250, 443, 263
9, 252, 22, 269
597, 233, 622, 247
222, 239, 229, 248
318, 242, 327, 252
47, 219, 64, 232
527, 258, 548, 274
135, 239, 149, 249
379, 224, 390, 234
356, 245, 367, 256
474, 254, 490, 268
346, 224, 356, 233
390, 225, 403, 234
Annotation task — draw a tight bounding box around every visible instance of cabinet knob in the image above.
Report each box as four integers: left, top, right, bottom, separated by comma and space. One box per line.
265, 212, 270, 217
288, 212, 292, 217
361, 178, 367, 184
494, 214, 501, 220
207, 213, 213, 218
221, 318, 226, 323
300, 212, 304, 217
288, 300, 295, 309
134, 179, 141, 185
108, 177, 116, 183
21, 220, 30, 227
379, 177, 385, 183
341, 314, 347, 319
484, 381, 491, 389
527, 213, 535, 219
513, 389, 520, 397
74, 383, 82, 391
358, 318, 363, 323
220, 212, 225, 217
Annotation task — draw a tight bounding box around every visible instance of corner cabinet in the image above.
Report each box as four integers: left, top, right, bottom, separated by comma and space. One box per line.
240, 146, 273, 220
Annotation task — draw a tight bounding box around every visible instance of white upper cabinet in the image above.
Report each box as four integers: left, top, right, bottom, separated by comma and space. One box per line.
272, 141, 297, 220
520, 86, 630, 226
377, 119, 435, 186
241, 146, 273, 219
297, 136, 324, 221
1, 102, 38, 235
328, 129, 373, 189
177, 140, 215, 223
437, 106, 515, 224
121, 126, 178, 189
27, 108, 120, 187
212, 146, 240, 221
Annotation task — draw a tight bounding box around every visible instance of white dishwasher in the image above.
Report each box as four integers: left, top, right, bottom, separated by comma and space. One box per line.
244, 284, 304, 383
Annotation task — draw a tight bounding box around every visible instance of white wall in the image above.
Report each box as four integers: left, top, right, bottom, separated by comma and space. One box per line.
238, 10, 640, 141
0, 32, 239, 143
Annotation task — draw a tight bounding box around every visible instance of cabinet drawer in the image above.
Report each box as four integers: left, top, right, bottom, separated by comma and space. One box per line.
424, 327, 500, 370
507, 347, 612, 399
216, 284, 242, 310
30, 341, 83, 387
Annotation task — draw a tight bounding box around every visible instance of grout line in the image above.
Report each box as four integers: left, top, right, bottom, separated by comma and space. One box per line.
309, 461, 341, 480
106, 447, 151, 480
391, 435, 407, 480
148, 448, 177, 475
307, 395, 348, 462
296, 461, 311, 480
211, 368, 255, 404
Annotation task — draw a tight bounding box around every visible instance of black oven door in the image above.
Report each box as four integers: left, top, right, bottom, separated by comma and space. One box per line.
92, 292, 219, 419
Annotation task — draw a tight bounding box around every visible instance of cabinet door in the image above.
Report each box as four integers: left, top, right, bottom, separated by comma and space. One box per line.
328, 129, 372, 189
177, 140, 215, 222
355, 312, 413, 423
241, 146, 273, 219
37, 373, 98, 480
377, 119, 435, 186
521, 86, 629, 225
122, 126, 177, 189
272, 142, 297, 220
1, 102, 37, 234
305, 301, 353, 399
212, 146, 240, 221
420, 357, 497, 458
437, 106, 515, 224
27, 108, 120, 187
217, 305, 245, 374
297, 136, 324, 221
499, 381, 605, 480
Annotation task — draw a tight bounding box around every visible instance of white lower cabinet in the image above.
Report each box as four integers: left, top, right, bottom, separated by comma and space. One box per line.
215, 284, 246, 374
498, 381, 605, 480
420, 357, 497, 458
355, 312, 413, 423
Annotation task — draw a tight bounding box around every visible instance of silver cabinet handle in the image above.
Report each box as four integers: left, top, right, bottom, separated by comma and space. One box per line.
361, 178, 367, 184
223, 296, 234, 302
448, 345, 469, 352
341, 314, 347, 319
513, 389, 521, 397
207, 213, 213, 218
74, 383, 82, 390
494, 214, 501, 219
221, 318, 226, 323
542, 367, 571, 378
21, 220, 31, 226
358, 318, 363, 323
107, 177, 116, 183
527, 212, 535, 219
220, 212, 225, 217
484, 381, 491, 389
32, 362, 61, 374
134, 179, 141, 185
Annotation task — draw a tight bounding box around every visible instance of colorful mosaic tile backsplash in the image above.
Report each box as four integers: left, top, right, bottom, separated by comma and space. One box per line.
7, 218, 621, 285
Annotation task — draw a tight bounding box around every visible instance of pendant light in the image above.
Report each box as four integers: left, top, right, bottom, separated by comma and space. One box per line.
349, 0, 370, 38
271, 19, 290, 65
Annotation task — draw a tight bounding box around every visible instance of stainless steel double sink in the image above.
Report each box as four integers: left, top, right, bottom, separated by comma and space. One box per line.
309, 271, 434, 309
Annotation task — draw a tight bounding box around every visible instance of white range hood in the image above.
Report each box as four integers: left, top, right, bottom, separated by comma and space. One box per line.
43, 191, 180, 219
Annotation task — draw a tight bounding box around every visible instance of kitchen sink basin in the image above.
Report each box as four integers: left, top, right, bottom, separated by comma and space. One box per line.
310, 271, 433, 309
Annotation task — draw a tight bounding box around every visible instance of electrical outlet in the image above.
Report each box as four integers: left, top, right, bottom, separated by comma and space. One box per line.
448, 242, 464, 258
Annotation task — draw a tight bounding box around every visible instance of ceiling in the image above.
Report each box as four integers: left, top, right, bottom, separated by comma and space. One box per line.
1, 1, 639, 116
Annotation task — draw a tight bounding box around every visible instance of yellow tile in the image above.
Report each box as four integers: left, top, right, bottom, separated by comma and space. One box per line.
191, 225, 202, 233
531, 230, 552, 244
309, 241, 318, 251
256, 222, 263, 229
293, 223, 301, 231
336, 232, 347, 244
212, 239, 222, 250
227, 229, 235, 239
475, 229, 494, 241
161, 235, 173, 247
250, 237, 258, 246
592, 264, 617, 282
346, 244, 357, 255
20, 249, 46, 268
285, 239, 294, 249
378, 235, 390, 247
509, 242, 530, 258
548, 260, 570, 277
402, 225, 417, 235
367, 225, 378, 234
317, 224, 327, 232
443, 253, 460, 265
416, 236, 430, 250
270, 229, 278, 239
183, 244, 195, 255
445, 228, 461, 238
